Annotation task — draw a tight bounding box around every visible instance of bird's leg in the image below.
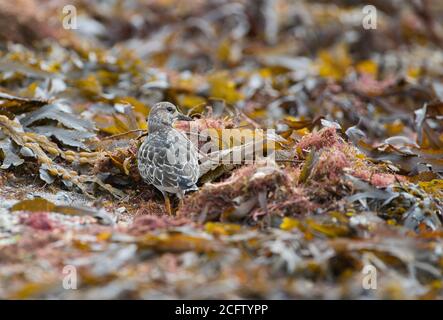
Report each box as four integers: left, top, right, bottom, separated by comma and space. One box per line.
176, 191, 185, 214
162, 191, 172, 215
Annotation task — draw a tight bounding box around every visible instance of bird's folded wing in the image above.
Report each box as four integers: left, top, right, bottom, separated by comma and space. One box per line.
138, 132, 199, 191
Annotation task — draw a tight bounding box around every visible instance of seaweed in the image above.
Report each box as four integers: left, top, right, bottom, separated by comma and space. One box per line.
0, 0, 442, 300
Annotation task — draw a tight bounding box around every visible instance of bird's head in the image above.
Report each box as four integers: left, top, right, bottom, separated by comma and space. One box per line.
148, 102, 192, 132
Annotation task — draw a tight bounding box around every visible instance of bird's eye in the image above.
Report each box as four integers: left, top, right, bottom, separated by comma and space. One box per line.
166, 106, 174, 112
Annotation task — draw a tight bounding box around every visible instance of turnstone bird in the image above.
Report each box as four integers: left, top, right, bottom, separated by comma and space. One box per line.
137, 102, 199, 214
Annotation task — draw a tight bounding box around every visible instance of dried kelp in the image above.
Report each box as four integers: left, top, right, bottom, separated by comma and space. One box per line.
0, 0, 443, 300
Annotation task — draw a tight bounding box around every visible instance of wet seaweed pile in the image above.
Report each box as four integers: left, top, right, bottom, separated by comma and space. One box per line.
0, 0, 442, 299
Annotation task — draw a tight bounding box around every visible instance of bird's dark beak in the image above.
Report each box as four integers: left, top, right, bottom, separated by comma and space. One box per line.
175, 113, 193, 121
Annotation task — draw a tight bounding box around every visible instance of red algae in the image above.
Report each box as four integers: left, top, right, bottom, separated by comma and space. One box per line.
297, 127, 341, 151
0, 0, 442, 301
352, 74, 396, 96
352, 170, 407, 188
179, 163, 316, 219
129, 215, 193, 235
312, 148, 351, 181
20, 212, 55, 231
